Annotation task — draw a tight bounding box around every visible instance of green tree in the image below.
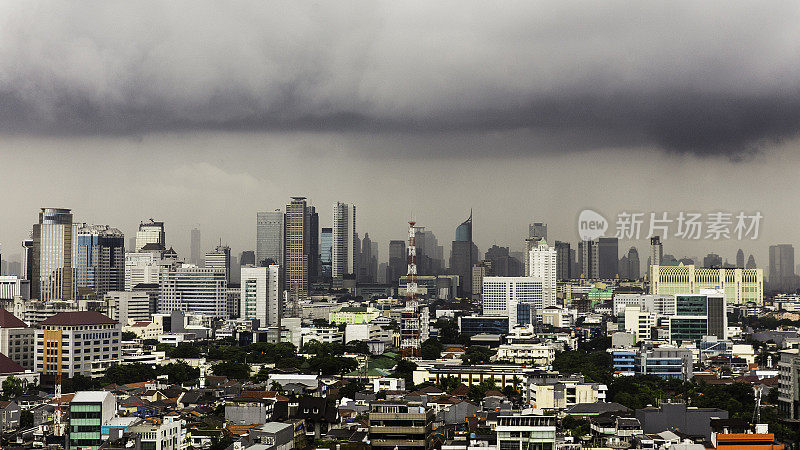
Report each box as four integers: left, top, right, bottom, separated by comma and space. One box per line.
1, 376, 25, 399
211, 362, 251, 380
121, 331, 138, 341
421, 338, 442, 360
461, 346, 496, 365
20, 410, 34, 428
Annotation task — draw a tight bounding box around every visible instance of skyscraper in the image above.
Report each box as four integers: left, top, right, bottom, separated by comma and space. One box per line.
578, 239, 598, 279
528, 222, 547, 241
554, 241, 571, 281
358, 233, 378, 283
135, 219, 165, 252
597, 237, 619, 279
703, 253, 723, 268
650, 236, 663, 269
769, 244, 796, 292
159, 266, 227, 317
388, 240, 406, 286
528, 240, 557, 311
624, 246, 640, 279
205, 244, 231, 283
307, 205, 319, 282
736, 249, 745, 269
256, 210, 283, 266
21, 239, 33, 281
320, 228, 332, 279
190, 228, 201, 266
32, 208, 77, 301
284, 197, 310, 301
76, 224, 125, 297
450, 211, 477, 296
240, 250, 255, 266
332, 202, 357, 288
240, 265, 282, 327
746, 254, 757, 269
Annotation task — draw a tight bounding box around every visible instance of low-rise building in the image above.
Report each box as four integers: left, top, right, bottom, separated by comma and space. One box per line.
496, 414, 556, 450
368, 402, 434, 450
35, 311, 121, 379
495, 343, 556, 366
0, 308, 35, 370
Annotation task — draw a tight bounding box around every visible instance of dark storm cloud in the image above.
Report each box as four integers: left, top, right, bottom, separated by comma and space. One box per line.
2, 1, 800, 156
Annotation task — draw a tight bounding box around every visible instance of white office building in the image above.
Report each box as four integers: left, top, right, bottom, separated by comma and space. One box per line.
240, 265, 282, 327
482, 276, 544, 328
332, 202, 357, 288
36, 311, 121, 378
124, 252, 160, 291
135, 219, 165, 252
159, 265, 227, 318
528, 240, 557, 309
0, 275, 30, 300
105, 291, 151, 325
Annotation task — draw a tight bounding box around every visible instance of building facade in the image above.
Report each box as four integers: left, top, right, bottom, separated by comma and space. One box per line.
36, 312, 121, 378
650, 264, 763, 304
528, 241, 557, 310
256, 210, 284, 266
76, 224, 125, 297
32, 208, 78, 301
332, 202, 357, 288
240, 265, 282, 327
158, 266, 227, 318
135, 219, 165, 253
482, 277, 544, 328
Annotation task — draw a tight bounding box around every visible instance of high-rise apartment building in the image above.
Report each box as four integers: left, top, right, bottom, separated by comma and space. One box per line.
284, 197, 311, 301
597, 237, 619, 279
158, 266, 227, 317
528, 240, 557, 310
240, 265, 282, 327
332, 202, 357, 288
205, 244, 231, 283
135, 219, 165, 252
190, 228, 201, 266
769, 244, 796, 292
32, 208, 78, 301
320, 228, 332, 279
256, 210, 283, 266
76, 224, 125, 297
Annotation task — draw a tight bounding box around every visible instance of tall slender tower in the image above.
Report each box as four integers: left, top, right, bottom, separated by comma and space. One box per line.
401, 221, 422, 356
32, 208, 77, 301
332, 202, 357, 288
284, 197, 310, 302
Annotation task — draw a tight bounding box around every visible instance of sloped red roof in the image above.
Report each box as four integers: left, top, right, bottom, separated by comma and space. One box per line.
41, 311, 117, 326
0, 308, 26, 328
0, 352, 25, 374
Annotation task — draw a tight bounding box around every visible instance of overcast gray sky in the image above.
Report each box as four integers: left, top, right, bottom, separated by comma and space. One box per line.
2, 1, 800, 268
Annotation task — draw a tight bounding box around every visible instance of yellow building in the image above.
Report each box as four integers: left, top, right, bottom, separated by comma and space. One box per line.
650, 264, 763, 304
